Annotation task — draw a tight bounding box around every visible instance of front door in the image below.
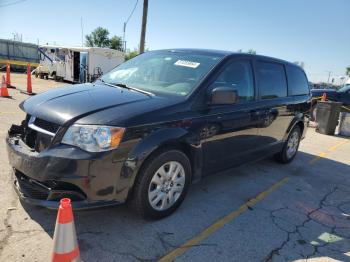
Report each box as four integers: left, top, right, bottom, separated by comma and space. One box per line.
201, 59, 261, 174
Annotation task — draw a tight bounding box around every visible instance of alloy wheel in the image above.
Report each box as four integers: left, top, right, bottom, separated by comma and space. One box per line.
148, 161, 186, 211
286, 130, 300, 159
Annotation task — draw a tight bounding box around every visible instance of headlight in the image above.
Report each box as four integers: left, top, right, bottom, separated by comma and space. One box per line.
62, 125, 125, 152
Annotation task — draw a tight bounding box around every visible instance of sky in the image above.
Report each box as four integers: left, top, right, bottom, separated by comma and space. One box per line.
1, 0, 349, 83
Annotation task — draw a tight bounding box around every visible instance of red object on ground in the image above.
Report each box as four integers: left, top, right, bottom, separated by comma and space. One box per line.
52, 198, 81, 262
26, 63, 32, 94
6, 63, 11, 87
0, 75, 11, 98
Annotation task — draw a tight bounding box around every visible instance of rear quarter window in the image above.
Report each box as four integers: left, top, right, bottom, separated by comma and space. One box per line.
286, 65, 310, 96
256, 61, 287, 99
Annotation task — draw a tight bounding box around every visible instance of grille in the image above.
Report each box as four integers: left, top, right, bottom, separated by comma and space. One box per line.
33, 118, 60, 134
14, 171, 86, 201
21, 115, 61, 152
15, 173, 49, 200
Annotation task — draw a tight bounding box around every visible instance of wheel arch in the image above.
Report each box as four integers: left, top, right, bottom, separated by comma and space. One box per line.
124, 128, 202, 199
283, 117, 305, 141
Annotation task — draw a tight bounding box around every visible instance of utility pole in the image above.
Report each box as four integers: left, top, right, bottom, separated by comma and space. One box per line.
81, 17, 84, 47
123, 22, 126, 51
326, 71, 332, 84
139, 0, 148, 53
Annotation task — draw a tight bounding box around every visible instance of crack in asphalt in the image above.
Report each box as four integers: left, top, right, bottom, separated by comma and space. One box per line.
115, 251, 155, 262
262, 186, 341, 262
0, 172, 19, 258
0, 202, 17, 256
78, 230, 104, 236
156, 231, 176, 251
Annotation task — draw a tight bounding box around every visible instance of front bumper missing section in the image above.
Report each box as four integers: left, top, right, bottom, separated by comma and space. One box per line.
13, 170, 121, 210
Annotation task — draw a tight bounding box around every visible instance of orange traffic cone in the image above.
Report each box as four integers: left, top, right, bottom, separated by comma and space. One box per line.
6, 63, 15, 89
1, 75, 11, 98
321, 92, 327, 102
52, 198, 81, 262
21, 63, 35, 95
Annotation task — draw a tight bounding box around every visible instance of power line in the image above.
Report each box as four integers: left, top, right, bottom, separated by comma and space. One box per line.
123, 0, 139, 51
125, 0, 139, 25
0, 0, 27, 7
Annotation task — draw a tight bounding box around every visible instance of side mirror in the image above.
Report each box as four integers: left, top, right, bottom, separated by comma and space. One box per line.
210, 87, 238, 105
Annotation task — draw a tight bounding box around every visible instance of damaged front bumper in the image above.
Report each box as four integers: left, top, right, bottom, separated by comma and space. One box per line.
6, 124, 129, 209
12, 170, 120, 209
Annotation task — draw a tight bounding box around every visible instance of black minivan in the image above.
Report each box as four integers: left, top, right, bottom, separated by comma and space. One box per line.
6, 49, 311, 219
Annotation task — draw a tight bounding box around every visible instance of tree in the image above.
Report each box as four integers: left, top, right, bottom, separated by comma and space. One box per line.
110, 36, 123, 51
247, 49, 256, 55
237, 49, 256, 54
125, 49, 139, 60
294, 61, 305, 68
346, 67, 350, 76
85, 27, 110, 48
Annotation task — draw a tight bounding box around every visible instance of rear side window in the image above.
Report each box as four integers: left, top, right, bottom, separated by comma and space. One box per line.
256, 61, 287, 99
286, 65, 310, 96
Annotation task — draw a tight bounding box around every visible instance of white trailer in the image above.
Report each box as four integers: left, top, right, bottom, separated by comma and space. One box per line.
37, 45, 125, 83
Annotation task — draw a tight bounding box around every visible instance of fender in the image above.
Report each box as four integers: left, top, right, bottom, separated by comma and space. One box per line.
119, 126, 203, 198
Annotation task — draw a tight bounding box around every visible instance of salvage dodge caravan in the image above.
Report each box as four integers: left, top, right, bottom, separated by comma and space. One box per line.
6, 49, 311, 219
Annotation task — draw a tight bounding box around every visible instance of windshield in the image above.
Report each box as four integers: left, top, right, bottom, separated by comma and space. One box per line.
338, 84, 350, 93
101, 51, 224, 97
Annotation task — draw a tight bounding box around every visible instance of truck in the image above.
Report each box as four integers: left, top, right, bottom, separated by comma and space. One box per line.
36, 45, 125, 83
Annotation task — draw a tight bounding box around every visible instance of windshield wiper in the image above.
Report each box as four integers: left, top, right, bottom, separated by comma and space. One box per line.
104, 82, 154, 97
115, 83, 154, 97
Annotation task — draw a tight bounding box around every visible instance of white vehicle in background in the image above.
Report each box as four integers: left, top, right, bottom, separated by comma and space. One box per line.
37, 45, 125, 83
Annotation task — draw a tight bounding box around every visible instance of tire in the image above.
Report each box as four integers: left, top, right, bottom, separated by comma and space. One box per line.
129, 149, 191, 219
274, 126, 301, 164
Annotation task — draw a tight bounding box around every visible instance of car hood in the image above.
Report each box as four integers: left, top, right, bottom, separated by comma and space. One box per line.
20, 83, 155, 125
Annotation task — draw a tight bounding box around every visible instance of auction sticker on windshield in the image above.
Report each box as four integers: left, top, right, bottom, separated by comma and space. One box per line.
174, 60, 200, 68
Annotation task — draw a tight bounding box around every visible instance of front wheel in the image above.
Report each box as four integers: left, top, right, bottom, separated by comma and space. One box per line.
129, 150, 191, 219
275, 126, 301, 164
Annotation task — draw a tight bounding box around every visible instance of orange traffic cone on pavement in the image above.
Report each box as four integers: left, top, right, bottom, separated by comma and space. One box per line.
52, 198, 81, 262
21, 63, 35, 95
321, 92, 327, 102
1, 75, 11, 98
5, 63, 15, 89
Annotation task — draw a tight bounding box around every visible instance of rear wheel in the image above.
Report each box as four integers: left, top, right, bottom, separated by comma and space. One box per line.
129, 150, 191, 219
275, 126, 301, 164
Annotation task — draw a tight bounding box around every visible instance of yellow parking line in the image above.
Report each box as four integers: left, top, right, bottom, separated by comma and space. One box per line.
309, 152, 327, 165
159, 139, 348, 261
309, 140, 348, 165
158, 177, 290, 262
0, 112, 21, 115
328, 140, 348, 152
